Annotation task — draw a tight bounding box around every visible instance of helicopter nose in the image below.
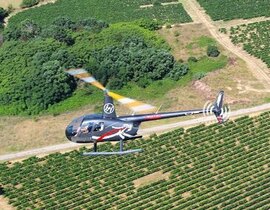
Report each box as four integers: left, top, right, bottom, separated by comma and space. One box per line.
65, 125, 76, 141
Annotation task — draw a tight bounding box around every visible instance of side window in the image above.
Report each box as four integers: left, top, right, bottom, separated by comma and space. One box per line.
93, 122, 104, 132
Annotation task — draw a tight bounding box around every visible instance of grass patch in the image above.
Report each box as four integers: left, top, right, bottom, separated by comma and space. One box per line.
189, 55, 228, 74
264, 98, 270, 103
44, 88, 103, 115
186, 35, 216, 50
197, 35, 216, 47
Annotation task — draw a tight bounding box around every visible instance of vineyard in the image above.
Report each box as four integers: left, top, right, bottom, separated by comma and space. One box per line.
1, 112, 270, 209
8, 0, 192, 27
229, 20, 270, 67
197, 0, 270, 21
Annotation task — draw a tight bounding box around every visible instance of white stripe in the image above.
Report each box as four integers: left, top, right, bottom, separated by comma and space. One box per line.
118, 98, 135, 104
82, 77, 96, 83
67, 68, 87, 75
132, 104, 155, 112
217, 94, 222, 106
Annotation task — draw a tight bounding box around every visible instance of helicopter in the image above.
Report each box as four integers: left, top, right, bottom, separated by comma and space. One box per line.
65, 68, 228, 156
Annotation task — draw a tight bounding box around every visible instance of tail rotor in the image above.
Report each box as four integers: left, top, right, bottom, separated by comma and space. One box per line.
203, 91, 230, 123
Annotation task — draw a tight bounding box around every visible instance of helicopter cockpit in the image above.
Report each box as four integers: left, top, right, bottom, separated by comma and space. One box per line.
65, 114, 104, 142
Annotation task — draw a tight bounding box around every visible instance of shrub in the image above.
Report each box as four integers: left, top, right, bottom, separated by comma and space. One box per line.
193, 72, 206, 80
135, 19, 160, 31
207, 45, 220, 57
137, 77, 150, 88
167, 63, 189, 81
188, 56, 198, 62
153, 0, 162, 7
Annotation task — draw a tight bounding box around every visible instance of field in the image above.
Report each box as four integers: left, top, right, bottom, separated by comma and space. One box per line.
197, 0, 270, 21
229, 20, 270, 68
1, 112, 270, 209
8, 0, 192, 27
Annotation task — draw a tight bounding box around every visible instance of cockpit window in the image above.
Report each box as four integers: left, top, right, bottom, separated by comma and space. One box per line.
80, 121, 93, 134
93, 122, 104, 132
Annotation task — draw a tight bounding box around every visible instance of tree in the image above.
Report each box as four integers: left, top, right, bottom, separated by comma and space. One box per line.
19, 19, 41, 40
135, 19, 160, 31
78, 18, 109, 32
52, 16, 76, 30
4, 19, 41, 41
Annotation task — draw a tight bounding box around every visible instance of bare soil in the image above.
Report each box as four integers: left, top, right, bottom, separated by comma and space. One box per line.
133, 171, 170, 189
0, 196, 15, 210
0, 0, 22, 9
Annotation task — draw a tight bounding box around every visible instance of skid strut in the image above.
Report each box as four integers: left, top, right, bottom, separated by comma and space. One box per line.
83, 140, 142, 156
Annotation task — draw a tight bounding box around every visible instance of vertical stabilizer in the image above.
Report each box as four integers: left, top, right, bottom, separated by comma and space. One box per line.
103, 93, 117, 119
213, 91, 224, 123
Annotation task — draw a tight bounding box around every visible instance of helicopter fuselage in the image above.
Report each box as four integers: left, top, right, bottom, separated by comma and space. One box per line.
65, 114, 140, 143
65, 108, 205, 143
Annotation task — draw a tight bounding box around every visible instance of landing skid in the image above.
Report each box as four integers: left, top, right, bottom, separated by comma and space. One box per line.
83, 139, 143, 156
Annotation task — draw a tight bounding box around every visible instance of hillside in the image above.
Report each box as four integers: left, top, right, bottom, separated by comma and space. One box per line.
0, 112, 270, 209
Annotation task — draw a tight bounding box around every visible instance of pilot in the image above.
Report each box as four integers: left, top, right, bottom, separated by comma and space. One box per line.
75, 123, 92, 136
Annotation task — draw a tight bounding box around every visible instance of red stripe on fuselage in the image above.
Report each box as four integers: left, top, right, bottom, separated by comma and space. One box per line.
144, 114, 161, 120
97, 128, 125, 141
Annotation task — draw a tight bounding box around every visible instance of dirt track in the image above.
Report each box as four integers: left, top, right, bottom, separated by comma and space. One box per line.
181, 0, 270, 89
1, 102, 270, 162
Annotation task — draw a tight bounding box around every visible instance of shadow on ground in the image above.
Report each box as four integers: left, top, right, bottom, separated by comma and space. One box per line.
0, 186, 4, 195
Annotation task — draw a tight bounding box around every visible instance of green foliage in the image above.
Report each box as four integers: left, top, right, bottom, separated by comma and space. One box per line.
167, 63, 189, 81
89, 37, 180, 88
4, 19, 41, 41
197, 36, 216, 47
20, 0, 39, 8
219, 28, 227, 34
1, 112, 270, 209
230, 21, 270, 67
153, 0, 162, 7
207, 45, 220, 57
0, 39, 76, 115
137, 77, 150, 88
9, 0, 192, 27
0, 17, 183, 115
188, 56, 198, 63
134, 19, 161, 31
192, 72, 206, 80
197, 0, 270, 21
189, 55, 227, 74
4, 17, 108, 43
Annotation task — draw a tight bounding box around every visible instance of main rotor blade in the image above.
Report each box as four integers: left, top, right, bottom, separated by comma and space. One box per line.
66, 68, 156, 113
66, 68, 106, 91
108, 92, 156, 113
